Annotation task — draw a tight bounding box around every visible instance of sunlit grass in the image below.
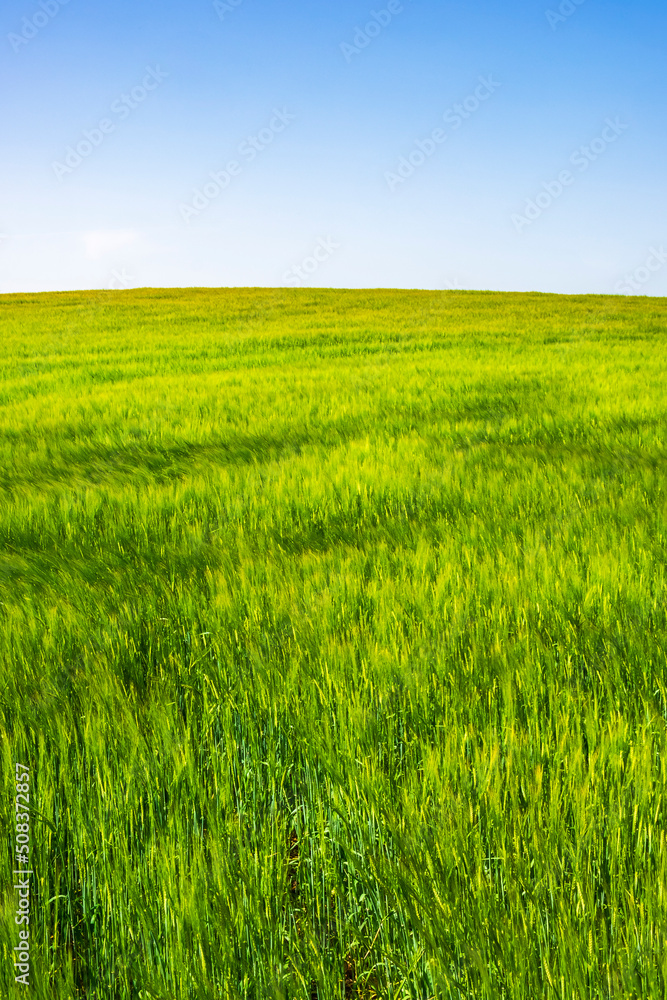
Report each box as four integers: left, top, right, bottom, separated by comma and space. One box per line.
0, 287, 666, 999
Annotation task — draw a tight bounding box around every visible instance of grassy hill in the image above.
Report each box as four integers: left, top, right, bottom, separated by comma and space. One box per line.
1, 287, 666, 999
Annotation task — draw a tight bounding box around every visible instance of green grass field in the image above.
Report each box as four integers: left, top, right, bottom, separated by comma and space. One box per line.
1, 287, 666, 1000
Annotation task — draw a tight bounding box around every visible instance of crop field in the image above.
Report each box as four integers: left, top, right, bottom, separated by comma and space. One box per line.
0, 286, 666, 1000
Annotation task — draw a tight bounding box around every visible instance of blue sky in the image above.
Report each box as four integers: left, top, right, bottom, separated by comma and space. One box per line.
1, 0, 665, 294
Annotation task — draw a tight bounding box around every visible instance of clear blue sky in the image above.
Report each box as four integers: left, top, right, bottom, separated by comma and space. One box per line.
1, 0, 665, 294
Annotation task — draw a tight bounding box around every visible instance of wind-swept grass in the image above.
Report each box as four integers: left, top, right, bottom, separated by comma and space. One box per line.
0, 287, 666, 999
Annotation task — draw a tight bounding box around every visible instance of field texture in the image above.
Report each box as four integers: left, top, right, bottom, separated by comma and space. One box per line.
1, 287, 666, 1000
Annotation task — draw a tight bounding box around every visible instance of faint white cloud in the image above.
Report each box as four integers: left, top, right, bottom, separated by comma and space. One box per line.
82, 230, 140, 261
